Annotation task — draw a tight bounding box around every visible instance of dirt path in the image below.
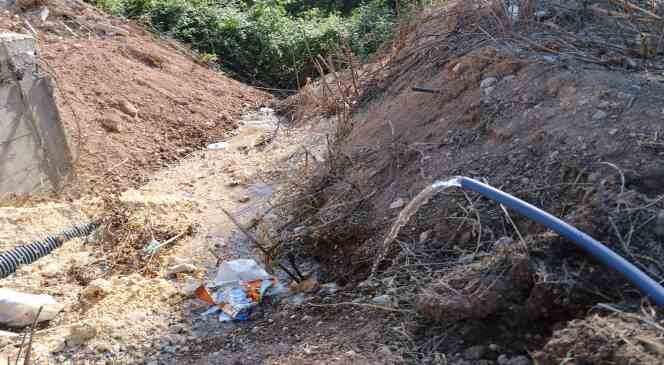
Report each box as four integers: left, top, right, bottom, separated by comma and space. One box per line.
0, 108, 393, 364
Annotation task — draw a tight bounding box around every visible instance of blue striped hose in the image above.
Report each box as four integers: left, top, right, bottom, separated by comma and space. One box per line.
0, 222, 98, 279
455, 177, 664, 306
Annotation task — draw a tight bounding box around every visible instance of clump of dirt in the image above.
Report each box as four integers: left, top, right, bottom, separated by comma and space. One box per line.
534, 307, 664, 364
0, 0, 268, 199
274, 0, 664, 362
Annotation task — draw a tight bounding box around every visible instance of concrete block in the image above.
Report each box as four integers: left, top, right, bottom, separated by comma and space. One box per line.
0, 33, 71, 194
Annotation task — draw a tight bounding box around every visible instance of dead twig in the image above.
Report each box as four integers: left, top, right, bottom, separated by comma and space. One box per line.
221, 208, 301, 282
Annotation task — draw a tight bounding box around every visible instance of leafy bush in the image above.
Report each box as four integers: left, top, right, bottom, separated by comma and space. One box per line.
91, 0, 397, 88
348, 0, 395, 59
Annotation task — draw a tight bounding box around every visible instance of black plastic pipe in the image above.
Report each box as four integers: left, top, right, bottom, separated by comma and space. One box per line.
0, 222, 98, 279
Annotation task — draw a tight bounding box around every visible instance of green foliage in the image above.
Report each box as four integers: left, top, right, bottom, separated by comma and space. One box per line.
90, 0, 397, 88
348, 0, 395, 59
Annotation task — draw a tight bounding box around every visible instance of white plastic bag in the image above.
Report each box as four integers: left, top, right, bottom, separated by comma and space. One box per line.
213, 259, 270, 287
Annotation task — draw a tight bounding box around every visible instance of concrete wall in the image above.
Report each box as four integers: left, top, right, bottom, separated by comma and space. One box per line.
0, 33, 71, 194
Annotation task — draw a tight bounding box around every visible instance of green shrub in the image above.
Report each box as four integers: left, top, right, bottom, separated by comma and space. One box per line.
348, 0, 396, 59
90, 0, 396, 88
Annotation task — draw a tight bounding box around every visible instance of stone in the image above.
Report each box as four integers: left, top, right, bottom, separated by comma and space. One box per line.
480, 77, 497, 89
371, 294, 394, 307
51, 338, 66, 353
284, 293, 307, 306
624, 58, 638, 69
93, 23, 130, 36
166, 263, 197, 277
95, 342, 113, 352
41, 261, 64, 278
16, 0, 38, 9
483, 86, 495, 96
118, 100, 138, 117
170, 324, 191, 334
534, 10, 552, 20
0, 288, 64, 327
419, 230, 432, 243
100, 117, 121, 133
458, 254, 475, 265
609, 128, 618, 136
592, 110, 608, 120
463, 345, 488, 360
452, 62, 466, 74
653, 210, 664, 237
598, 101, 611, 109
319, 283, 338, 296
293, 226, 312, 237
66, 321, 98, 346
508, 355, 531, 365
0, 330, 18, 348
389, 198, 405, 209
497, 354, 510, 365
80, 278, 113, 305
237, 196, 250, 203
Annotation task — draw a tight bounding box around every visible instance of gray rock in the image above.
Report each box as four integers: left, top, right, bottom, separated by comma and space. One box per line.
598, 101, 611, 109
508, 355, 531, 365
319, 283, 338, 295
592, 110, 608, 120
66, 321, 97, 346
624, 58, 638, 69
458, 254, 475, 265
534, 10, 552, 20
497, 354, 510, 365
481, 77, 498, 89
653, 210, 664, 237
389, 198, 405, 209
463, 345, 487, 360
166, 263, 197, 277
284, 293, 307, 306
118, 100, 138, 117
419, 230, 432, 243
371, 294, 394, 307
93, 23, 130, 36
453, 62, 466, 74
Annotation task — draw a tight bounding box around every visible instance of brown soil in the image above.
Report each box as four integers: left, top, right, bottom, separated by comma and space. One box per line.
0, 0, 268, 199
273, 0, 664, 363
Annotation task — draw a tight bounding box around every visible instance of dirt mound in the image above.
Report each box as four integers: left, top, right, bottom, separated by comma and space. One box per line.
275, 0, 664, 362
0, 0, 268, 198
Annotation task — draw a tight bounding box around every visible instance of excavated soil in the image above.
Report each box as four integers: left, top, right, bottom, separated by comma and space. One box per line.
0, 0, 268, 200
272, 0, 664, 363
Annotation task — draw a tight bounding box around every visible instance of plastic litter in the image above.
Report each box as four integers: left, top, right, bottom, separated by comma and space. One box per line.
195, 259, 287, 321
206, 142, 229, 150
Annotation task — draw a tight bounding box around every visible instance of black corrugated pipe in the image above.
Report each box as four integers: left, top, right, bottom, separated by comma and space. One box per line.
0, 222, 98, 279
